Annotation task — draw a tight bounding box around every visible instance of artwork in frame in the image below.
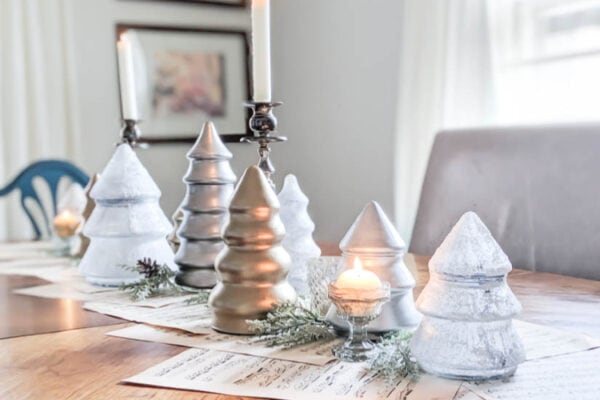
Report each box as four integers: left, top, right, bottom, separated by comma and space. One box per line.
129, 0, 247, 7
116, 24, 250, 143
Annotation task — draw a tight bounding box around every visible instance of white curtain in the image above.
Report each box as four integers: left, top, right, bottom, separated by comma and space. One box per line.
393, 0, 495, 241
0, 0, 79, 240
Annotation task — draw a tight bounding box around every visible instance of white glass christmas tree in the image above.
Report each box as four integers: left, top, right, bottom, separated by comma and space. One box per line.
79, 144, 175, 286
277, 174, 321, 296
326, 201, 421, 332
175, 121, 236, 288
410, 211, 525, 380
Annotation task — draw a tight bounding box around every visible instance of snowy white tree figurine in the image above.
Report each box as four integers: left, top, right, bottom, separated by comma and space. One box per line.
79, 144, 175, 286
411, 211, 525, 380
175, 121, 236, 288
277, 174, 321, 295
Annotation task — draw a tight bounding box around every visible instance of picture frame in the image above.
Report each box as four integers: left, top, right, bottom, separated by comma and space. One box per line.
125, 0, 247, 7
116, 24, 251, 144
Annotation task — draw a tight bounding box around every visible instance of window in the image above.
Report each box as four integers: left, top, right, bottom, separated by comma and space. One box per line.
489, 0, 600, 124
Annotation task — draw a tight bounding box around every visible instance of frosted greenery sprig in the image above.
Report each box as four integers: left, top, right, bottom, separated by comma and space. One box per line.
185, 290, 210, 305
119, 258, 184, 301
247, 301, 336, 348
369, 330, 419, 382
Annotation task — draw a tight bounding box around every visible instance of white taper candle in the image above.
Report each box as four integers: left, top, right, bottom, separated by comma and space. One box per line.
117, 34, 139, 120
251, 0, 272, 102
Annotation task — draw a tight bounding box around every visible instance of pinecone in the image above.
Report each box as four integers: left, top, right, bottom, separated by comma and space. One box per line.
136, 258, 161, 278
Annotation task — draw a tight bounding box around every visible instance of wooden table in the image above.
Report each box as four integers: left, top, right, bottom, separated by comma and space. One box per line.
1, 254, 600, 400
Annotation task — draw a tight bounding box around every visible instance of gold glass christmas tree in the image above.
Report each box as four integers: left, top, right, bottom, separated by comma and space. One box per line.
209, 165, 297, 334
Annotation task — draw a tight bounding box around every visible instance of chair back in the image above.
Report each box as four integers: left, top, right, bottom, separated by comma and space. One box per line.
410, 124, 600, 280
0, 160, 89, 239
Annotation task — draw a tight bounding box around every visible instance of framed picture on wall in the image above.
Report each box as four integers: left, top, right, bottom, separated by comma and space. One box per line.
116, 24, 250, 143
166, 0, 247, 5
126, 0, 247, 6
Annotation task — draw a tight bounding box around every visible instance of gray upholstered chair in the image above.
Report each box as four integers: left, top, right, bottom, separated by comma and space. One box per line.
409, 123, 600, 280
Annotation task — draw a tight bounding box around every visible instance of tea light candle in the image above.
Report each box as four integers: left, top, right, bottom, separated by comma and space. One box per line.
53, 210, 81, 238
328, 256, 390, 362
335, 257, 383, 291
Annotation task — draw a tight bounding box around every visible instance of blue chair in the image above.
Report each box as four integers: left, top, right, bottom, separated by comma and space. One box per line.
0, 160, 90, 239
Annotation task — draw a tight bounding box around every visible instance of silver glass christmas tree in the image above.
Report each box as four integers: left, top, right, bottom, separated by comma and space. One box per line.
209, 165, 297, 334
326, 201, 421, 332
175, 121, 236, 288
410, 211, 525, 380
277, 174, 321, 296
79, 144, 175, 286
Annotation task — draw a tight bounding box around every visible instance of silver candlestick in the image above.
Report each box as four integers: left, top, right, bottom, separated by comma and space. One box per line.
120, 119, 141, 146
242, 101, 286, 187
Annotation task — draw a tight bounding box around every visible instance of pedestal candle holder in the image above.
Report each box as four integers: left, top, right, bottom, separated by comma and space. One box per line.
120, 119, 141, 145
328, 282, 390, 362
242, 101, 286, 187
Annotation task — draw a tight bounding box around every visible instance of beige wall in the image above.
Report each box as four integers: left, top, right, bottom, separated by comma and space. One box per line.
68, 0, 404, 242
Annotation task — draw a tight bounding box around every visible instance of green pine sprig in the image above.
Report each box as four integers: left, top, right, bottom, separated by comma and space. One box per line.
247, 301, 336, 348
369, 330, 420, 381
119, 258, 183, 301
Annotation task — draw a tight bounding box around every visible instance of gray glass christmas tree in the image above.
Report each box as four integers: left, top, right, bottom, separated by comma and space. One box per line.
175, 122, 236, 288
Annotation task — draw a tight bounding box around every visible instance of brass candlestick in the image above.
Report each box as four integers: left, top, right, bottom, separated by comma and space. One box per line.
242, 101, 286, 187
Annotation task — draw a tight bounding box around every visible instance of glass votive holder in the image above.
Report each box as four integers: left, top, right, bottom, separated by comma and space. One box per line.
328, 282, 390, 362
52, 234, 81, 257
53, 211, 82, 256
307, 256, 342, 316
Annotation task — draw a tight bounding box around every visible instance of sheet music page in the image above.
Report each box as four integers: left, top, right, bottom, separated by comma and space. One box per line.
514, 319, 600, 360
108, 323, 338, 366
0, 240, 56, 260
84, 301, 213, 333
0, 259, 79, 284
467, 347, 600, 400
0, 240, 54, 252
106, 318, 600, 365
124, 348, 461, 400
452, 385, 486, 400
0, 253, 56, 262
16, 283, 193, 307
